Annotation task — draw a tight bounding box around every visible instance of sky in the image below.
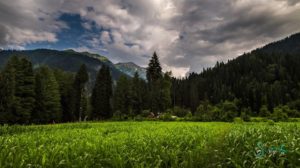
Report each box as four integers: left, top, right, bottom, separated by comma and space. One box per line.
0, 0, 300, 77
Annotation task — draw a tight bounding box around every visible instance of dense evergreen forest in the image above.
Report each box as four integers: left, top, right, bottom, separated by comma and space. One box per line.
0, 52, 172, 124
172, 33, 300, 121
1, 33, 300, 124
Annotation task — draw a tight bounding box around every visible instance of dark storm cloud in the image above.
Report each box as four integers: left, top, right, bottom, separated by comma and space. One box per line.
162, 0, 300, 74
0, 0, 300, 76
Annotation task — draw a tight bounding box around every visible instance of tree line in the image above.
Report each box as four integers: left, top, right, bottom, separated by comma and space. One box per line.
1, 49, 300, 124
0, 52, 171, 124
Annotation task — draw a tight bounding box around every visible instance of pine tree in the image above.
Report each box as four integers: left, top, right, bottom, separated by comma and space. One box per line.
189, 80, 199, 112
16, 57, 35, 124
146, 52, 162, 85
91, 65, 113, 120
160, 72, 172, 112
1, 56, 35, 124
113, 75, 132, 117
259, 105, 271, 117
53, 69, 75, 122
0, 56, 35, 124
0, 62, 16, 124
73, 64, 89, 121
32, 66, 61, 123
131, 72, 143, 116
146, 52, 171, 114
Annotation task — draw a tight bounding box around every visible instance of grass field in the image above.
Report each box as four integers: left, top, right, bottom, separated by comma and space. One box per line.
0, 122, 300, 168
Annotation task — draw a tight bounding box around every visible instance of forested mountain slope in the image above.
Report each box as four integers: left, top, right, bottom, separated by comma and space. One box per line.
173, 33, 300, 115
0, 49, 129, 82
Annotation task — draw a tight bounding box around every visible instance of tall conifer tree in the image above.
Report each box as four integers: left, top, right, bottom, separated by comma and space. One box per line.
131, 72, 143, 116
33, 66, 61, 123
91, 65, 113, 119
53, 69, 75, 122
113, 75, 132, 117
146, 52, 171, 113
73, 64, 89, 121
0, 66, 16, 124
146, 52, 162, 85
16, 57, 35, 123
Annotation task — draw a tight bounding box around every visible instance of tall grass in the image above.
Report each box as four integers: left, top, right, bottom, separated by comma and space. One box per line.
0, 122, 299, 167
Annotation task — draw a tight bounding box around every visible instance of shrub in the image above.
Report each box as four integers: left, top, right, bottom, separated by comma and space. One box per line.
234, 117, 244, 124
261, 118, 269, 122
240, 108, 251, 122
160, 113, 175, 121
184, 112, 193, 121
267, 119, 275, 125
287, 99, 300, 117
165, 109, 173, 115
271, 106, 289, 122
195, 100, 215, 121
259, 105, 271, 117
219, 100, 238, 122
172, 106, 190, 117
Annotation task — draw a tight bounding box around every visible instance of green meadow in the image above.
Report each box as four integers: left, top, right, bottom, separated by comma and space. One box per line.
0, 122, 299, 168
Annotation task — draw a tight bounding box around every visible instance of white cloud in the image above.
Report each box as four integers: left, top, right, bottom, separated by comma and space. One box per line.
6, 27, 57, 44
101, 31, 112, 45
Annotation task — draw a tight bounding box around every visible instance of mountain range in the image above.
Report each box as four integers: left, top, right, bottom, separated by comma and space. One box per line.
0, 49, 147, 83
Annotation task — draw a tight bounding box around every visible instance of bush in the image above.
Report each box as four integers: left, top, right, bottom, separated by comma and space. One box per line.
219, 100, 238, 122
234, 117, 244, 124
184, 112, 193, 121
172, 106, 190, 117
271, 106, 289, 122
261, 118, 269, 122
259, 105, 271, 117
267, 119, 275, 125
287, 100, 300, 117
159, 113, 176, 121
240, 108, 251, 122
165, 109, 173, 115
195, 100, 216, 121
288, 109, 300, 118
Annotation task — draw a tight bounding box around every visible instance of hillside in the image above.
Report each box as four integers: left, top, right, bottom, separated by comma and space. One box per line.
0, 49, 144, 82
256, 32, 300, 54
173, 33, 300, 115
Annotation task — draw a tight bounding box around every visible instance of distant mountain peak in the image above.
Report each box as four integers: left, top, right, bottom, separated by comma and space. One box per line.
115, 62, 147, 79
79, 51, 110, 63
64, 49, 76, 53
116, 62, 142, 68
